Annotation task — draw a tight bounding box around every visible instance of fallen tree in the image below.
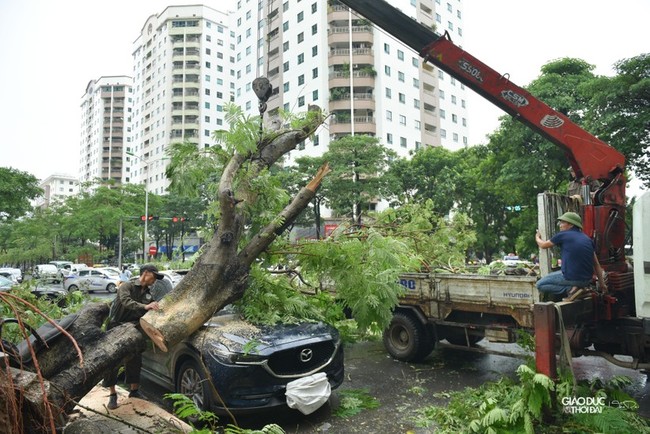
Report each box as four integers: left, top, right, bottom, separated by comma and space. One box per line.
1, 95, 328, 433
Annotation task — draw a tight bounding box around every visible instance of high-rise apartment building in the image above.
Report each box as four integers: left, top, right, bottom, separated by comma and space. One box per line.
129, 5, 233, 194
232, 0, 469, 166
79, 76, 133, 186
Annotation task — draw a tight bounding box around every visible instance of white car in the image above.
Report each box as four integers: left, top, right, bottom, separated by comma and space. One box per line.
57, 263, 89, 279
34, 264, 59, 281
63, 268, 121, 293
0, 268, 22, 283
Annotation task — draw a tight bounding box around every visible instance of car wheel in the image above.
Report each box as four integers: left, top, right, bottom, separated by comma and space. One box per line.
176, 359, 213, 411
68, 284, 79, 292
441, 326, 484, 346
383, 312, 434, 362
106, 283, 117, 293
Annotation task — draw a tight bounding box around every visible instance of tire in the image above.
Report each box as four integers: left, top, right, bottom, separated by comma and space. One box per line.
175, 359, 213, 411
442, 326, 484, 346
68, 284, 79, 292
383, 312, 434, 362
106, 283, 117, 293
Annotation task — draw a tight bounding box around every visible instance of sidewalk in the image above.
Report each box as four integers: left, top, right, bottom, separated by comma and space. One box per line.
64, 384, 192, 433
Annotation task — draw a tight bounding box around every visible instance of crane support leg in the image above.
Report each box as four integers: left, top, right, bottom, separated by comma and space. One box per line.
534, 302, 557, 379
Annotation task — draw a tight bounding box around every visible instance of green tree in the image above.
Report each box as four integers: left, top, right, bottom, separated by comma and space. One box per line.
0, 167, 42, 220
386, 146, 462, 215
581, 53, 650, 185
323, 135, 397, 224
277, 155, 327, 238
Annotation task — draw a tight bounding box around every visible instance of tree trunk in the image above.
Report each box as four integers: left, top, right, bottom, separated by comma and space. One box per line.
2, 104, 329, 432
1, 302, 148, 433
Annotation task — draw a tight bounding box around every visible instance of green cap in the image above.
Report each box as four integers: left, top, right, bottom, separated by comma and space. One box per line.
557, 212, 582, 229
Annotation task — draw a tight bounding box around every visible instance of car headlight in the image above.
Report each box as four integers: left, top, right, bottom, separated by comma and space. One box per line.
206, 341, 266, 365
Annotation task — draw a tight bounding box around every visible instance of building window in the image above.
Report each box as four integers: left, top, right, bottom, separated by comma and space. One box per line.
284, 82, 289, 92
387, 133, 393, 144
397, 49, 404, 60
283, 41, 289, 52
384, 43, 390, 54
385, 88, 392, 98
398, 71, 405, 82
312, 89, 318, 100
439, 89, 445, 99
399, 115, 406, 125
453, 133, 459, 142
283, 61, 289, 72
297, 11, 304, 22
400, 137, 407, 148
439, 70, 444, 79
283, 1, 288, 11
298, 32, 304, 43
462, 118, 467, 126
311, 2, 317, 13
451, 95, 457, 104
414, 99, 420, 108
440, 109, 446, 119
298, 74, 305, 85
205, 115, 210, 122
298, 96, 305, 106
283, 21, 289, 31
461, 99, 466, 108
297, 53, 304, 64
312, 24, 317, 35
204, 129, 210, 137
312, 45, 318, 56
452, 114, 458, 123
384, 65, 391, 76
399, 93, 406, 103
412, 57, 418, 67
413, 78, 419, 88
312, 67, 319, 78
386, 110, 392, 121
415, 120, 421, 130
441, 129, 447, 138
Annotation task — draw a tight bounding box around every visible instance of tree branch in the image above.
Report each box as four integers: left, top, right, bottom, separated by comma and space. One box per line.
239, 163, 330, 266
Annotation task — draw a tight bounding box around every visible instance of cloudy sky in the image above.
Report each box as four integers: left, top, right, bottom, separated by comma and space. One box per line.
1, 0, 648, 188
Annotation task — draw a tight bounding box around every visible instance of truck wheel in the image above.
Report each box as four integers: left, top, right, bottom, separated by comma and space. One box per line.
442, 327, 484, 346
383, 312, 434, 362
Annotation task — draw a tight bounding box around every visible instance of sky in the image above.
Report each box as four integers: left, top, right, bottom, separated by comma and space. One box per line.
1, 0, 648, 189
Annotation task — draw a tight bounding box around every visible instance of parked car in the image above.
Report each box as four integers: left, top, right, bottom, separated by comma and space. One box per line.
0, 275, 16, 291
0, 268, 22, 284
159, 270, 184, 288
50, 260, 73, 270
141, 305, 344, 414
57, 263, 89, 280
33, 264, 59, 281
63, 268, 121, 293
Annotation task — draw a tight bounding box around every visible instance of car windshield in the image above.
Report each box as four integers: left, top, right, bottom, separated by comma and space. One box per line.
0, 276, 13, 287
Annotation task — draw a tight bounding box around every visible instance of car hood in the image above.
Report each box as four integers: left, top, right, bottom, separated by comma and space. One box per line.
190, 312, 338, 355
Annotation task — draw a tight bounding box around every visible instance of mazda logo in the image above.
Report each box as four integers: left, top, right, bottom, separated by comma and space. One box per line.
299, 348, 313, 362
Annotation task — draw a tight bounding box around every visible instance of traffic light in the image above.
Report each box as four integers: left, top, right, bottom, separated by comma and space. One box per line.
148, 215, 159, 221
172, 216, 179, 223
172, 216, 189, 222
140, 215, 146, 221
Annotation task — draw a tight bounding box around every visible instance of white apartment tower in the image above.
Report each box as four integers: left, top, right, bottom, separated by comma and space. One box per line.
130, 6, 233, 194
79, 76, 133, 186
232, 0, 469, 166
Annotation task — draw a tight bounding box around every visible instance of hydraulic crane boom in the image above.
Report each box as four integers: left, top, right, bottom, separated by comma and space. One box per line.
338, 0, 628, 272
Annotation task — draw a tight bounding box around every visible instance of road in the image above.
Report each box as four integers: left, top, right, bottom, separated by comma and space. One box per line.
140, 339, 650, 433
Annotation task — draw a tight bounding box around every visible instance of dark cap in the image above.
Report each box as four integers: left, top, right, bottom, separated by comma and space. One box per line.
140, 264, 165, 280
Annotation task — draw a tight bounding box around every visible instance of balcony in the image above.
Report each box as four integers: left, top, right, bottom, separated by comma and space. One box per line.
329, 48, 373, 65
329, 115, 376, 135
328, 25, 373, 45
328, 71, 375, 88
329, 93, 375, 111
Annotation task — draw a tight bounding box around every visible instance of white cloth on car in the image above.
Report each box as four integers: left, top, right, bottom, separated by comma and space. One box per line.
285, 372, 331, 415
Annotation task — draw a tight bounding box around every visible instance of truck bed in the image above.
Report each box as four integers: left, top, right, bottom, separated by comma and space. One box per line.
399, 272, 540, 329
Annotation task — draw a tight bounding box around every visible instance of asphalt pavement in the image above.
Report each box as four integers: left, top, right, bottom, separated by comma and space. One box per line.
139, 338, 650, 433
